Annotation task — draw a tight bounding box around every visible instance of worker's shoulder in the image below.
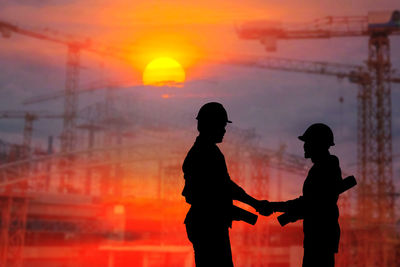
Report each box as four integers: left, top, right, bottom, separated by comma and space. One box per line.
183, 143, 198, 164
185, 141, 215, 158
182, 142, 218, 171
319, 154, 341, 174
328, 154, 340, 165
192, 139, 221, 155
314, 154, 340, 171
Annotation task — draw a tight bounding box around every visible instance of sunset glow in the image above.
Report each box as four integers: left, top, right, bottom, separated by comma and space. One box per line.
142, 57, 186, 86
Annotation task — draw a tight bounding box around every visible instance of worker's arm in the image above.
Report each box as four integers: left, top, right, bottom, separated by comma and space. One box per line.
269, 172, 338, 221
270, 197, 305, 213
272, 157, 341, 213
231, 205, 258, 225
230, 180, 273, 216
277, 176, 356, 226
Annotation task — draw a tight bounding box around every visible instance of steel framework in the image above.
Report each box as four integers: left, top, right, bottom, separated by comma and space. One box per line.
236, 11, 400, 266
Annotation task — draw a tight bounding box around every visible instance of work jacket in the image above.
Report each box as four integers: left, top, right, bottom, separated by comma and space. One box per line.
182, 136, 246, 228
287, 153, 342, 252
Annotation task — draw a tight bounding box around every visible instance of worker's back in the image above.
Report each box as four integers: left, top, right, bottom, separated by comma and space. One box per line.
182, 135, 233, 229
302, 153, 341, 253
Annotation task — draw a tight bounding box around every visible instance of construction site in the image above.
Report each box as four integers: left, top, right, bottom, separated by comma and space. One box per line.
0, 3, 400, 267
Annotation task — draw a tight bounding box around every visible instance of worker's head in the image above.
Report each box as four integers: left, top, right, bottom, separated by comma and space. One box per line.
196, 102, 232, 143
298, 123, 335, 158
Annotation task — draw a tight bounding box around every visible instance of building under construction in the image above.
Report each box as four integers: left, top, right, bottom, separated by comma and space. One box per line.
0, 8, 400, 267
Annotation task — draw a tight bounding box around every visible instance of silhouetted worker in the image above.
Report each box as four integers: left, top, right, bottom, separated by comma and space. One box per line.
182, 102, 271, 267
266, 123, 342, 267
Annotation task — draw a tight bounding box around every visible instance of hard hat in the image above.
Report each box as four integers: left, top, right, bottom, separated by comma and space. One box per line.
298, 123, 335, 146
196, 102, 232, 123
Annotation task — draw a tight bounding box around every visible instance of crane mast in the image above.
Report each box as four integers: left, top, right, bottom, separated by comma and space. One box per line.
237, 10, 400, 267
0, 111, 64, 157
62, 45, 80, 153
0, 20, 129, 153
0, 20, 132, 193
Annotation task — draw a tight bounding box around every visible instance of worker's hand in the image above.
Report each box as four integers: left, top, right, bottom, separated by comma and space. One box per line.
255, 200, 273, 216
270, 201, 289, 212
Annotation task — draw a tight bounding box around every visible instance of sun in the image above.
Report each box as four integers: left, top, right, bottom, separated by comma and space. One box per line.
142, 57, 186, 86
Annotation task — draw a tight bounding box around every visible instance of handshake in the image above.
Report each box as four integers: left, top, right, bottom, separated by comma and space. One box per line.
235, 175, 357, 227
231, 200, 274, 226
254, 200, 294, 226
231, 200, 275, 226
254, 200, 275, 217
232, 199, 290, 226
255, 175, 357, 226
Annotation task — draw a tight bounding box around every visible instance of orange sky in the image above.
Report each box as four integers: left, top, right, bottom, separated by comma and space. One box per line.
1, 0, 398, 83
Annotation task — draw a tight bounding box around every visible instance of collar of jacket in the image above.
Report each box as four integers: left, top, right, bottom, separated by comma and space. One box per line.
195, 135, 217, 147
311, 151, 331, 164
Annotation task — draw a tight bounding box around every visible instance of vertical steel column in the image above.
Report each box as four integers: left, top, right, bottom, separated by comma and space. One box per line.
85, 126, 96, 195
368, 33, 394, 224
0, 197, 28, 267
61, 44, 80, 153
250, 156, 270, 267
59, 45, 80, 193
356, 81, 374, 267
22, 113, 36, 158
101, 131, 112, 196
276, 144, 286, 201
114, 134, 123, 197
0, 197, 12, 266
357, 80, 373, 222
366, 32, 394, 267
7, 197, 28, 267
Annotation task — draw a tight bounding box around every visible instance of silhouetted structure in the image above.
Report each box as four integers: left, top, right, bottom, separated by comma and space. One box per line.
265, 123, 346, 267
182, 102, 271, 266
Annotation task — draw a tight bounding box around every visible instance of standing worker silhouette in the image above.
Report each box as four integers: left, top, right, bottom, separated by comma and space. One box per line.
182, 102, 271, 267
264, 123, 342, 267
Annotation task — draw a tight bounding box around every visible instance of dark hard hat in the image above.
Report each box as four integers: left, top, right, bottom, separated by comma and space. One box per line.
298, 123, 335, 146
196, 102, 232, 123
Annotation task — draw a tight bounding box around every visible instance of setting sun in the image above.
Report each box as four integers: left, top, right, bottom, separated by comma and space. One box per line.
142, 57, 186, 86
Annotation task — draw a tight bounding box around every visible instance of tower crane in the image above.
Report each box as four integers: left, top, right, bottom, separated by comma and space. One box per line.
236, 10, 400, 267
0, 20, 130, 153
0, 111, 63, 157
229, 55, 400, 84
0, 110, 64, 267
22, 79, 139, 105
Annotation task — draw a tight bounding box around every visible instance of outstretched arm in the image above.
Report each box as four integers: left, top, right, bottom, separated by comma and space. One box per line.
269, 197, 305, 225
270, 197, 304, 213
230, 180, 273, 216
